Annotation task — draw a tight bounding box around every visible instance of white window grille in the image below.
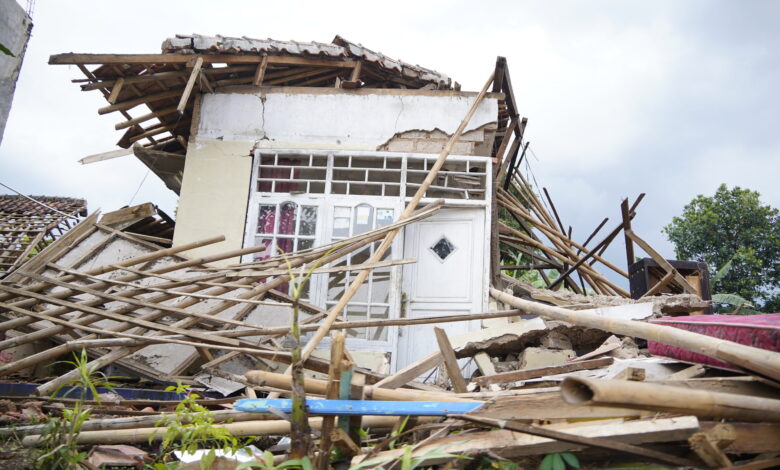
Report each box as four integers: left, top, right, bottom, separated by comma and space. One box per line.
246, 149, 491, 349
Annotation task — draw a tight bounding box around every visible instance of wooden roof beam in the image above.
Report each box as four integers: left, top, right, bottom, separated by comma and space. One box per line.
50, 53, 359, 69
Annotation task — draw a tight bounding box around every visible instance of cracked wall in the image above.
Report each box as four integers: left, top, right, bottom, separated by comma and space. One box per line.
174, 88, 500, 264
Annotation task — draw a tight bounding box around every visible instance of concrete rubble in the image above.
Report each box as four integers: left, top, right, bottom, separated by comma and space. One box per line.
0, 33, 777, 470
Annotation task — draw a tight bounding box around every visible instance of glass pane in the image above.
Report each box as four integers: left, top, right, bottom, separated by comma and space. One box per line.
370, 306, 389, 341
347, 306, 369, 339
376, 209, 394, 228
372, 268, 391, 304
278, 202, 297, 235
277, 237, 294, 255
333, 206, 350, 238
327, 261, 348, 301
430, 236, 456, 261
350, 246, 371, 303
298, 238, 314, 251
300, 206, 317, 236
257, 205, 276, 234
353, 204, 373, 235
254, 237, 274, 260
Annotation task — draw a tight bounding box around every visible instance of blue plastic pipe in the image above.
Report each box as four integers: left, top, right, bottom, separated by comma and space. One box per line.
234, 398, 483, 416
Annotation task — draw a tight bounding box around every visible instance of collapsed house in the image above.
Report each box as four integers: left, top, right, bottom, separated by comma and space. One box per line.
0, 34, 777, 469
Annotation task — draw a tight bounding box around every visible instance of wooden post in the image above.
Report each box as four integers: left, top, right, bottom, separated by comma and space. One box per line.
434, 327, 468, 393
177, 56, 203, 114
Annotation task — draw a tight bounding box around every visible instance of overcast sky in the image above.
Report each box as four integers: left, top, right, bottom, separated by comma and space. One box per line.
1, 0, 778, 289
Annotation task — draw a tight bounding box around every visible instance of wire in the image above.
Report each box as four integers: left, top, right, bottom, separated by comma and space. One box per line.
0, 181, 80, 219
128, 169, 150, 206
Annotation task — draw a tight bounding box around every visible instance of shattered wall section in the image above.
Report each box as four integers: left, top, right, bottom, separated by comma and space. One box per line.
377, 123, 497, 157
0, 0, 31, 145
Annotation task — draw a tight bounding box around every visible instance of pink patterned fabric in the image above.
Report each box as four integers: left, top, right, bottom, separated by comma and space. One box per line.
648, 313, 780, 370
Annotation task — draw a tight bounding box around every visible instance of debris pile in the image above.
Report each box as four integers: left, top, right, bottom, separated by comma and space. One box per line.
0, 34, 777, 470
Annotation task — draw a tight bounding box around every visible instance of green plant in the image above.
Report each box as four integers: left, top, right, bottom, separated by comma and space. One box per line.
664, 184, 780, 312
36, 349, 118, 469
539, 452, 579, 470
237, 451, 313, 469
709, 257, 762, 314
150, 382, 250, 470
349, 444, 467, 470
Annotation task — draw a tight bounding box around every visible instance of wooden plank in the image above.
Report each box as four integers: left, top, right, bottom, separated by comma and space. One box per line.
454, 414, 696, 467
100, 203, 155, 227
640, 270, 674, 298
114, 106, 178, 130
700, 422, 780, 454
107, 77, 124, 104
374, 352, 443, 389
358, 416, 700, 465
625, 229, 698, 294
98, 89, 182, 115
50, 53, 358, 68
177, 56, 203, 114
252, 55, 269, 86
621, 198, 635, 269
434, 327, 468, 393
474, 357, 614, 386
79, 148, 132, 165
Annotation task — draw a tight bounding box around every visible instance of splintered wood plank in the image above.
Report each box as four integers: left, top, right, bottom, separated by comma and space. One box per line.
434, 327, 468, 393
178, 56, 203, 114
374, 352, 443, 389
107, 77, 124, 104
252, 55, 269, 86
474, 357, 614, 386
625, 229, 698, 294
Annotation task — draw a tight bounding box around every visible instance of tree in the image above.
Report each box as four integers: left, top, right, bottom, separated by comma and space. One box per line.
663, 184, 780, 312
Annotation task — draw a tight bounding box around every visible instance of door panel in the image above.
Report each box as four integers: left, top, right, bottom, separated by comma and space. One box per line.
397, 207, 487, 371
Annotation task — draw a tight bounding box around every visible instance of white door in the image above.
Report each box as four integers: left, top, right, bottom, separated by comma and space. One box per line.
396, 207, 487, 372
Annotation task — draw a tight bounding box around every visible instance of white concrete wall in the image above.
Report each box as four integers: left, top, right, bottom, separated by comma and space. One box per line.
197, 87, 499, 150
174, 88, 499, 264
173, 140, 253, 264
0, 0, 31, 145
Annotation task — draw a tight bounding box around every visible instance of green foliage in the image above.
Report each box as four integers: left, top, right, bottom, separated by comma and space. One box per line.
37, 349, 117, 469
237, 452, 313, 470
664, 184, 780, 312
539, 452, 579, 470
349, 445, 466, 470
150, 382, 249, 470
0, 43, 13, 57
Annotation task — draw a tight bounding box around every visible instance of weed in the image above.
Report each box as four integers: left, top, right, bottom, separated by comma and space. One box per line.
36, 348, 118, 469
539, 452, 580, 470
149, 382, 250, 470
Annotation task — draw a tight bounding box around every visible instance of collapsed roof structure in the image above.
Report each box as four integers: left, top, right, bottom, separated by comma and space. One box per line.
0, 34, 777, 469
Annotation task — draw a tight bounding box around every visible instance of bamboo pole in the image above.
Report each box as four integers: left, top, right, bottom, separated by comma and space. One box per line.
561, 377, 780, 422
299, 72, 495, 363
498, 190, 628, 278
34, 207, 441, 396
21, 415, 428, 446
245, 370, 474, 403
491, 288, 780, 382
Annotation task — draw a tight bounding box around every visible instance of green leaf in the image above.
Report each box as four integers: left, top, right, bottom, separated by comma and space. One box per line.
539, 454, 555, 470
712, 293, 753, 308
560, 452, 580, 468
552, 453, 565, 470
0, 43, 14, 57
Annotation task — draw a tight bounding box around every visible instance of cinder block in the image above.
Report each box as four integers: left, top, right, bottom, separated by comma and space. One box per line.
385, 139, 415, 152
518, 347, 576, 369
452, 141, 476, 155
414, 140, 446, 153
